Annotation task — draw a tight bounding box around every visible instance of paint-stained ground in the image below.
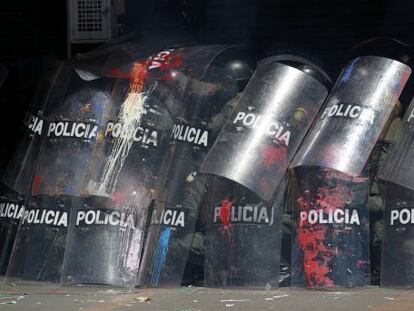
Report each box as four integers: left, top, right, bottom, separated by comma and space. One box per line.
0, 280, 413, 311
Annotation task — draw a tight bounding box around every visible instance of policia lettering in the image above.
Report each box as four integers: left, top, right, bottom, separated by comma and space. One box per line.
23, 112, 44, 135
47, 121, 98, 139
300, 209, 360, 225
233, 112, 291, 146
151, 208, 187, 228
105, 122, 158, 146
75, 209, 136, 229
213, 204, 272, 225
21, 208, 68, 227
45, 120, 159, 146
389, 208, 414, 226
320, 103, 375, 125
171, 124, 209, 147
0, 202, 25, 220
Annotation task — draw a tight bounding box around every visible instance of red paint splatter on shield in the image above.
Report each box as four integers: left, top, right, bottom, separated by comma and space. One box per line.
263, 145, 287, 168
112, 191, 126, 205
32, 175, 42, 195
219, 199, 232, 230
109, 51, 183, 88
296, 168, 369, 288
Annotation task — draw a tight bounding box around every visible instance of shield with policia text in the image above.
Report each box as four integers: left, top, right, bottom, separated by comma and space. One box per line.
0, 59, 64, 275
378, 99, 414, 287
4, 46, 148, 284
31, 64, 115, 197
62, 47, 177, 287
2, 58, 64, 195
63, 45, 241, 287
200, 56, 331, 288
0, 189, 25, 275
290, 55, 411, 288
6, 196, 71, 283
137, 45, 253, 287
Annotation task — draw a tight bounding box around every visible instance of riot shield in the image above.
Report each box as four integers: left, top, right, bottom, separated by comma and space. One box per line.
289, 55, 411, 289
200, 57, 329, 202
6, 196, 70, 283
200, 57, 330, 288
2, 59, 64, 195
62, 196, 146, 287
63, 45, 236, 287
204, 178, 284, 288
0, 189, 25, 275
381, 182, 414, 287
291, 56, 411, 177
62, 72, 173, 287
291, 167, 370, 288
32, 65, 114, 197
137, 46, 247, 287
379, 99, 414, 191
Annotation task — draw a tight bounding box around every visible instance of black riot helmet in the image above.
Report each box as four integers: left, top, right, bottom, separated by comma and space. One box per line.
348, 37, 413, 65
209, 47, 255, 90
261, 44, 333, 90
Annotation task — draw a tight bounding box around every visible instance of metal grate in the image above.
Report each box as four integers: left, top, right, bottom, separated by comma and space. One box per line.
68, 0, 111, 43
76, 0, 103, 33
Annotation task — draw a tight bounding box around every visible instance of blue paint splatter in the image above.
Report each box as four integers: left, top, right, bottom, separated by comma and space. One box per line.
149, 227, 172, 286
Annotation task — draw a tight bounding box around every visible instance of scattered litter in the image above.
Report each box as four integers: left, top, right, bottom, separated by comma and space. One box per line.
384, 297, 395, 301
98, 300, 105, 303
65, 294, 71, 297
36, 302, 42, 305
265, 283, 272, 290
0, 301, 17, 305
265, 298, 274, 301
125, 304, 133, 307
225, 304, 235, 307
193, 300, 198, 303
9, 283, 16, 287
220, 299, 251, 302
334, 297, 341, 300
0, 295, 16, 300
136, 296, 151, 302
273, 294, 289, 299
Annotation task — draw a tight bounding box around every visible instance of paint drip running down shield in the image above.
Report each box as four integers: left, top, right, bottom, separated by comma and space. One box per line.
91, 63, 150, 196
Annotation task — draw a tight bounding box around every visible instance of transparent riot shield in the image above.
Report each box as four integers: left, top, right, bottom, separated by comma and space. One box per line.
62, 196, 146, 287
6, 196, 70, 283
200, 58, 329, 202
204, 178, 284, 288
137, 46, 247, 287
379, 99, 414, 191
291, 56, 411, 177
291, 167, 370, 288
289, 55, 411, 289
0, 189, 25, 275
62, 76, 173, 287
200, 57, 330, 288
63, 45, 236, 287
2, 59, 64, 195
32, 66, 114, 197
381, 182, 414, 287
